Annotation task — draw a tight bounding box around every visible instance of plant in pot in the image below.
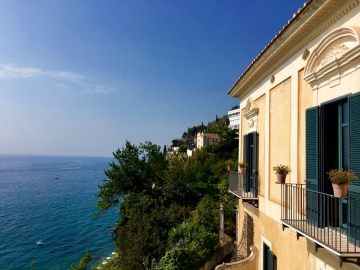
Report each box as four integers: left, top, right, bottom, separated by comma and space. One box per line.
327, 169, 357, 198
273, 164, 291, 184
225, 160, 235, 171
238, 162, 248, 174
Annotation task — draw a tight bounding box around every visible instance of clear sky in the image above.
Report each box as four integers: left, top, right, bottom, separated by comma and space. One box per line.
0, 0, 306, 157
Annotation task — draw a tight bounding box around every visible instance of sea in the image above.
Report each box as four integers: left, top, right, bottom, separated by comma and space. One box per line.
0, 154, 120, 270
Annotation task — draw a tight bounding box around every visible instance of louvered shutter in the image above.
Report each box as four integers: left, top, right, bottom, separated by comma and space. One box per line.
243, 134, 250, 192
348, 93, 360, 245
306, 107, 319, 226
263, 243, 277, 270
251, 132, 258, 196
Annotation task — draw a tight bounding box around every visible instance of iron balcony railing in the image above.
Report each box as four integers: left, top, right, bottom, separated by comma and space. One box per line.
229, 171, 258, 200
281, 183, 360, 256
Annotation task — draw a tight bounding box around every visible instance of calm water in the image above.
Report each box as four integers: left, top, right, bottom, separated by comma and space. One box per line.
0, 154, 119, 270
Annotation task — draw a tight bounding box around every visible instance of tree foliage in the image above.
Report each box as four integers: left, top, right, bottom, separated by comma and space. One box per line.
94, 135, 239, 269
70, 251, 92, 270
95, 141, 167, 215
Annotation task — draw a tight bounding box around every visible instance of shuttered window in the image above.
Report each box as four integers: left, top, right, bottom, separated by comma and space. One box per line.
348, 93, 360, 245
263, 243, 277, 270
306, 93, 360, 236
243, 132, 258, 196
305, 107, 319, 226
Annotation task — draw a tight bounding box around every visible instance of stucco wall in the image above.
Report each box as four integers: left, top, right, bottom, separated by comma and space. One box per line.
269, 78, 291, 204
297, 69, 313, 185
255, 95, 265, 197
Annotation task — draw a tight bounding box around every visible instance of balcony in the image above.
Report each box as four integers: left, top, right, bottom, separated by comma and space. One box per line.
281, 183, 360, 268
229, 171, 258, 207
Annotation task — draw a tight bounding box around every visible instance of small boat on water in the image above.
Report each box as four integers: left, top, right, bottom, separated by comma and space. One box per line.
102, 178, 110, 182
37, 240, 43, 246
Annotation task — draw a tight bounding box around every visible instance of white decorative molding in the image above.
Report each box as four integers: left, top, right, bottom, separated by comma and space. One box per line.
230, 0, 360, 98
319, 45, 349, 67
304, 26, 360, 89
243, 98, 259, 132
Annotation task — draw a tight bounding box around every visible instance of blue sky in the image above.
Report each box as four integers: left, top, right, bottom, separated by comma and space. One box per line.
0, 0, 305, 157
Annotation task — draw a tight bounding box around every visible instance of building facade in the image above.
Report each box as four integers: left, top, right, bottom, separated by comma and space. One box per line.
228, 108, 240, 130
225, 1, 360, 269
196, 132, 221, 148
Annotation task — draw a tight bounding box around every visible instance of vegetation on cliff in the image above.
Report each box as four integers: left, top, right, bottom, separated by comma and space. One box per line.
93, 122, 238, 269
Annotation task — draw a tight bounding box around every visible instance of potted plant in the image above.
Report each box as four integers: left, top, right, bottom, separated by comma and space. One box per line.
225, 160, 235, 171
238, 161, 248, 174
273, 164, 291, 184
327, 169, 357, 198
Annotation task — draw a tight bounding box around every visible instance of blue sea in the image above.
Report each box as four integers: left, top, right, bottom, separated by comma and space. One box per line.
0, 154, 119, 270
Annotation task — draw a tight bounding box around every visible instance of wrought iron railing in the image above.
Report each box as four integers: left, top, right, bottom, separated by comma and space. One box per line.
229, 171, 258, 199
281, 183, 360, 255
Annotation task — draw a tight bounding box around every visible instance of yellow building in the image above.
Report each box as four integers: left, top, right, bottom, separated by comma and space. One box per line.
223, 0, 360, 269
196, 132, 221, 148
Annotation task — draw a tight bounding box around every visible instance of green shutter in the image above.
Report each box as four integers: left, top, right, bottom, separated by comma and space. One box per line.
243, 134, 248, 164
348, 93, 360, 245
243, 134, 249, 192
251, 132, 258, 196
263, 243, 277, 270
306, 107, 319, 226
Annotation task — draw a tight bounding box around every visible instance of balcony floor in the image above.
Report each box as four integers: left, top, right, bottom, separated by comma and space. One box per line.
229, 190, 258, 200
282, 219, 360, 256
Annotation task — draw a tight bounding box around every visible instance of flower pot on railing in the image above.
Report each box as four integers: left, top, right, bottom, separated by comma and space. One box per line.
273, 164, 291, 184
238, 161, 248, 174
327, 169, 357, 198
239, 167, 246, 174
277, 174, 287, 184
225, 160, 235, 172
332, 183, 349, 198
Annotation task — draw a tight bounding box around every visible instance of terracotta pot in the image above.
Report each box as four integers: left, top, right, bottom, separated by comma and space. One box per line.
239, 167, 247, 174
227, 165, 232, 172
332, 183, 349, 198
277, 174, 287, 184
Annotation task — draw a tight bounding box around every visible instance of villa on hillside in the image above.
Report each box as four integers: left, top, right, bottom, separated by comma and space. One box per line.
219, 0, 360, 269
196, 132, 220, 148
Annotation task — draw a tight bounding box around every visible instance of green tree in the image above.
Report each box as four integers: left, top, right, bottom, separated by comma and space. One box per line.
70, 251, 92, 270
163, 145, 167, 154
116, 204, 190, 270
95, 141, 167, 215
212, 128, 239, 160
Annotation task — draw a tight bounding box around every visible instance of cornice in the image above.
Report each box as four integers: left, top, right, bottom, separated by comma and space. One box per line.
229, 0, 360, 99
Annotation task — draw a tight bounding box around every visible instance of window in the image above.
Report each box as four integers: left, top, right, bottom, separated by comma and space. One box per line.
263, 243, 276, 270
243, 132, 258, 195
306, 93, 360, 241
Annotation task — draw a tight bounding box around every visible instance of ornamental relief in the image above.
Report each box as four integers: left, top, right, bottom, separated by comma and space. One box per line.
319, 44, 349, 68
243, 97, 259, 132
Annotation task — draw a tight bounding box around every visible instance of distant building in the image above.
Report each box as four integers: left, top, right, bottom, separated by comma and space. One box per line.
196, 132, 220, 148
227, 108, 240, 130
